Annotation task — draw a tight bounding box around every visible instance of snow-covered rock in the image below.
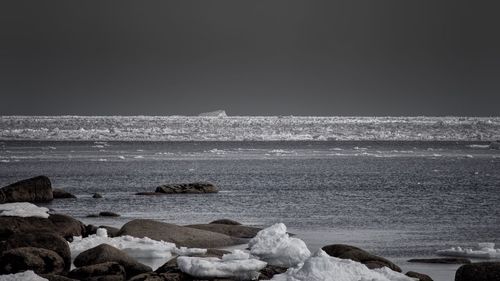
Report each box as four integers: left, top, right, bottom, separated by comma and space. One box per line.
249, 223, 311, 267
0, 271, 48, 281
271, 250, 416, 281
437, 242, 500, 259
0, 202, 50, 218
177, 249, 267, 280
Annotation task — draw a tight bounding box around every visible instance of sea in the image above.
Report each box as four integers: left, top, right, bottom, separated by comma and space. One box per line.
1, 116, 500, 280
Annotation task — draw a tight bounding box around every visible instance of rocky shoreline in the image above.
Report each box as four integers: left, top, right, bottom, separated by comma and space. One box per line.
0, 176, 499, 281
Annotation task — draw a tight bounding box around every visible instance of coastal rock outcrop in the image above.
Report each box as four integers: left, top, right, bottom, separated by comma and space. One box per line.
455, 262, 500, 281
52, 188, 76, 199
68, 262, 126, 281
0, 176, 53, 203
186, 223, 261, 239
0, 247, 65, 275
155, 182, 218, 194
406, 271, 433, 281
321, 244, 401, 272
408, 257, 471, 264
210, 219, 242, 225
117, 219, 245, 248
74, 244, 152, 278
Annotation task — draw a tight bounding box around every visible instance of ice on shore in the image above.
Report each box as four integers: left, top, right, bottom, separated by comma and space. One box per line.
0, 270, 48, 281
70, 228, 206, 259
177, 249, 267, 280
437, 242, 500, 259
248, 223, 311, 267
271, 250, 415, 281
0, 202, 49, 218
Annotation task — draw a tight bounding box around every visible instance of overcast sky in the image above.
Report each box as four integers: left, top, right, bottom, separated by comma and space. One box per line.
1, 1, 499, 116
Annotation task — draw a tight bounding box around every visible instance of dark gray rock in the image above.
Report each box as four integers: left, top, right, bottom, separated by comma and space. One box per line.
118, 219, 245, 248
74, 244, 152, 278
406, 271, 433, 281
321, 244, 401, 272
258, 265, 288, 280
155, 182, 218, 194
209, 219, 242, 225
68, 262, 126, 281
41, 274, 79, 281
0, 247, 64, 275
0, 175, 53, 203
455, 262, 500, 281
52, 188, 77, 199
99, 211, 120, 217
128, 272, 187, 281
3, 231, 71, 271
99, 226, 120, 237
185, 224, 261, 238
408, 257, 471, 264
93, 193, 103, 198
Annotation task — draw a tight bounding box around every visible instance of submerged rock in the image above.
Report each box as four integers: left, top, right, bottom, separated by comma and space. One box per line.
155, 182, 218, 194
118, 219, 245, 248
0, 247, 65, 275
0, 175, 53, 203
52, 188, 76, 199
92, 193, 103, 198
408, 257, 471, 264
321, 244, 401, 272
455, 262, 500, 281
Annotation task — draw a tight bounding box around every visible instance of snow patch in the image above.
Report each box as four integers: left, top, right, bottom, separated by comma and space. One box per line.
437, 242, 500, 259
0, 202, 49, 218
0, 270, 48, 281
249, 223, 311, 267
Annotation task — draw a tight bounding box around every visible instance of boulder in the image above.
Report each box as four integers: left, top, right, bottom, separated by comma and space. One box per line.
258, 265, 288, 280
0, 214, 86, 241
52, 188, 76, 199
118, 219, 246, 248
3, 231, 71, 271
408, 257, 471, 264
185, 224, 261, 238
93, 193, 103, 198
321, 244, 401, 272
0, 247, 64, 275
41, 274, 79, 281
0, 175, 53, 203
68, 262, 126, 281
155, 182, 218, 194
455, 262, 500, 281
209, 219, 242, 225
406, 271, 433, 281
74, 244, 152, 278
128, 272, 187, 281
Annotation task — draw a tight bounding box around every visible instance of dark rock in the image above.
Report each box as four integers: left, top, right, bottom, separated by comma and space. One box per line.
3, 231, 71, 271
0, 247, 65, 275
118, 219, 245, 248
408, 257, 471, 264
93, 193, 103, 199
87, 214, 100, 218
86, 224, 100, 235
41, 274, 79, 281
74, 244, 152, 278
259, 265, 288, 280
489, 141, 500, 150
99, 226, 120, 237
322, 244, 401, 272
52, 188, 77, 199
185, 224, 261, 238
406, 271, 433, 281
99, 211, 120, 217
209, 219, 242, 225
0, 214, 86, 241
0, 175, 53, 203
68, 262, 126, 281
455, 262, 500, 281
135, 192, 163, 196
155, 182, 218, 194
128, 272, 187, 281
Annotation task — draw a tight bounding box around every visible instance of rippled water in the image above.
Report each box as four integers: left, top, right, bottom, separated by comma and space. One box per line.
1, 141, 499, 271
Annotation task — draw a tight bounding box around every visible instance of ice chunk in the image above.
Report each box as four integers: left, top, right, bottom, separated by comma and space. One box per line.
248, 223, 311, 267
436, 242, 500, 259
198, 110, 227, 117
177, 249, 267, 280
0, 202, 49, 218
0, 270, 48, 281
271, 250, 415, 281
70, 228, 204, 259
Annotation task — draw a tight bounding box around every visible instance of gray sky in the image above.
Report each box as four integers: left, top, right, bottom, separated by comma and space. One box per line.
1, 0, 499, 116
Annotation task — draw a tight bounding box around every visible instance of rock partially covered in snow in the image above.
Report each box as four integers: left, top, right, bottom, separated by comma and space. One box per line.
177, 249, 267, 280
437, 242, 500, 259
0, 270, 48, 281
248, 223, 311, 267
271, 250, 416, 281
198, 110, 227, 117
0, 202, 49, 218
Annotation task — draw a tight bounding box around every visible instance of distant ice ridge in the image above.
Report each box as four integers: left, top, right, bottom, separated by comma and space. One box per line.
198, 110, 227, 117
1, 116, 499, 141
436, 242, 500, 259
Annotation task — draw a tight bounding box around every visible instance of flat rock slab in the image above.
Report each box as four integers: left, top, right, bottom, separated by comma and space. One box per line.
155, 182, 218, 194
118, 219, 246, 248
408, 257, 471, 264
322, 244, 401, 272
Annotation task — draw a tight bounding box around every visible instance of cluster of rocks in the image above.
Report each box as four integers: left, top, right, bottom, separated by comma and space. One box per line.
1, 176, 500, 281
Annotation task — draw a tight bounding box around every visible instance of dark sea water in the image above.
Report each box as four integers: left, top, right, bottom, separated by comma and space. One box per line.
1, 140, 499, 279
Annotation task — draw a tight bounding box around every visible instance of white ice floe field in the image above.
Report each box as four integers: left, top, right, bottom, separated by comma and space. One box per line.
436, 242, 500, 259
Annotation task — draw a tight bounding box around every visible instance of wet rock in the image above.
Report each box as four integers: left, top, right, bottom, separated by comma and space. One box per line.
185, 224, 261, 239
455, 262, 500, 281
93, 193, 103, 198
406, 271, 433, 281
321, 244, 401, 272
0, 175, 53, 203
52, 189, 76, 199
408, 257, 471, 264
0, 247, 65, 275
155, 182, 218, 194
74, 244, 152, 278
209, 219, 242, 225
118, 219, 245, 248
68, 262, 126, 281
3, 231, 71, 271
258, 264, 288, 280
